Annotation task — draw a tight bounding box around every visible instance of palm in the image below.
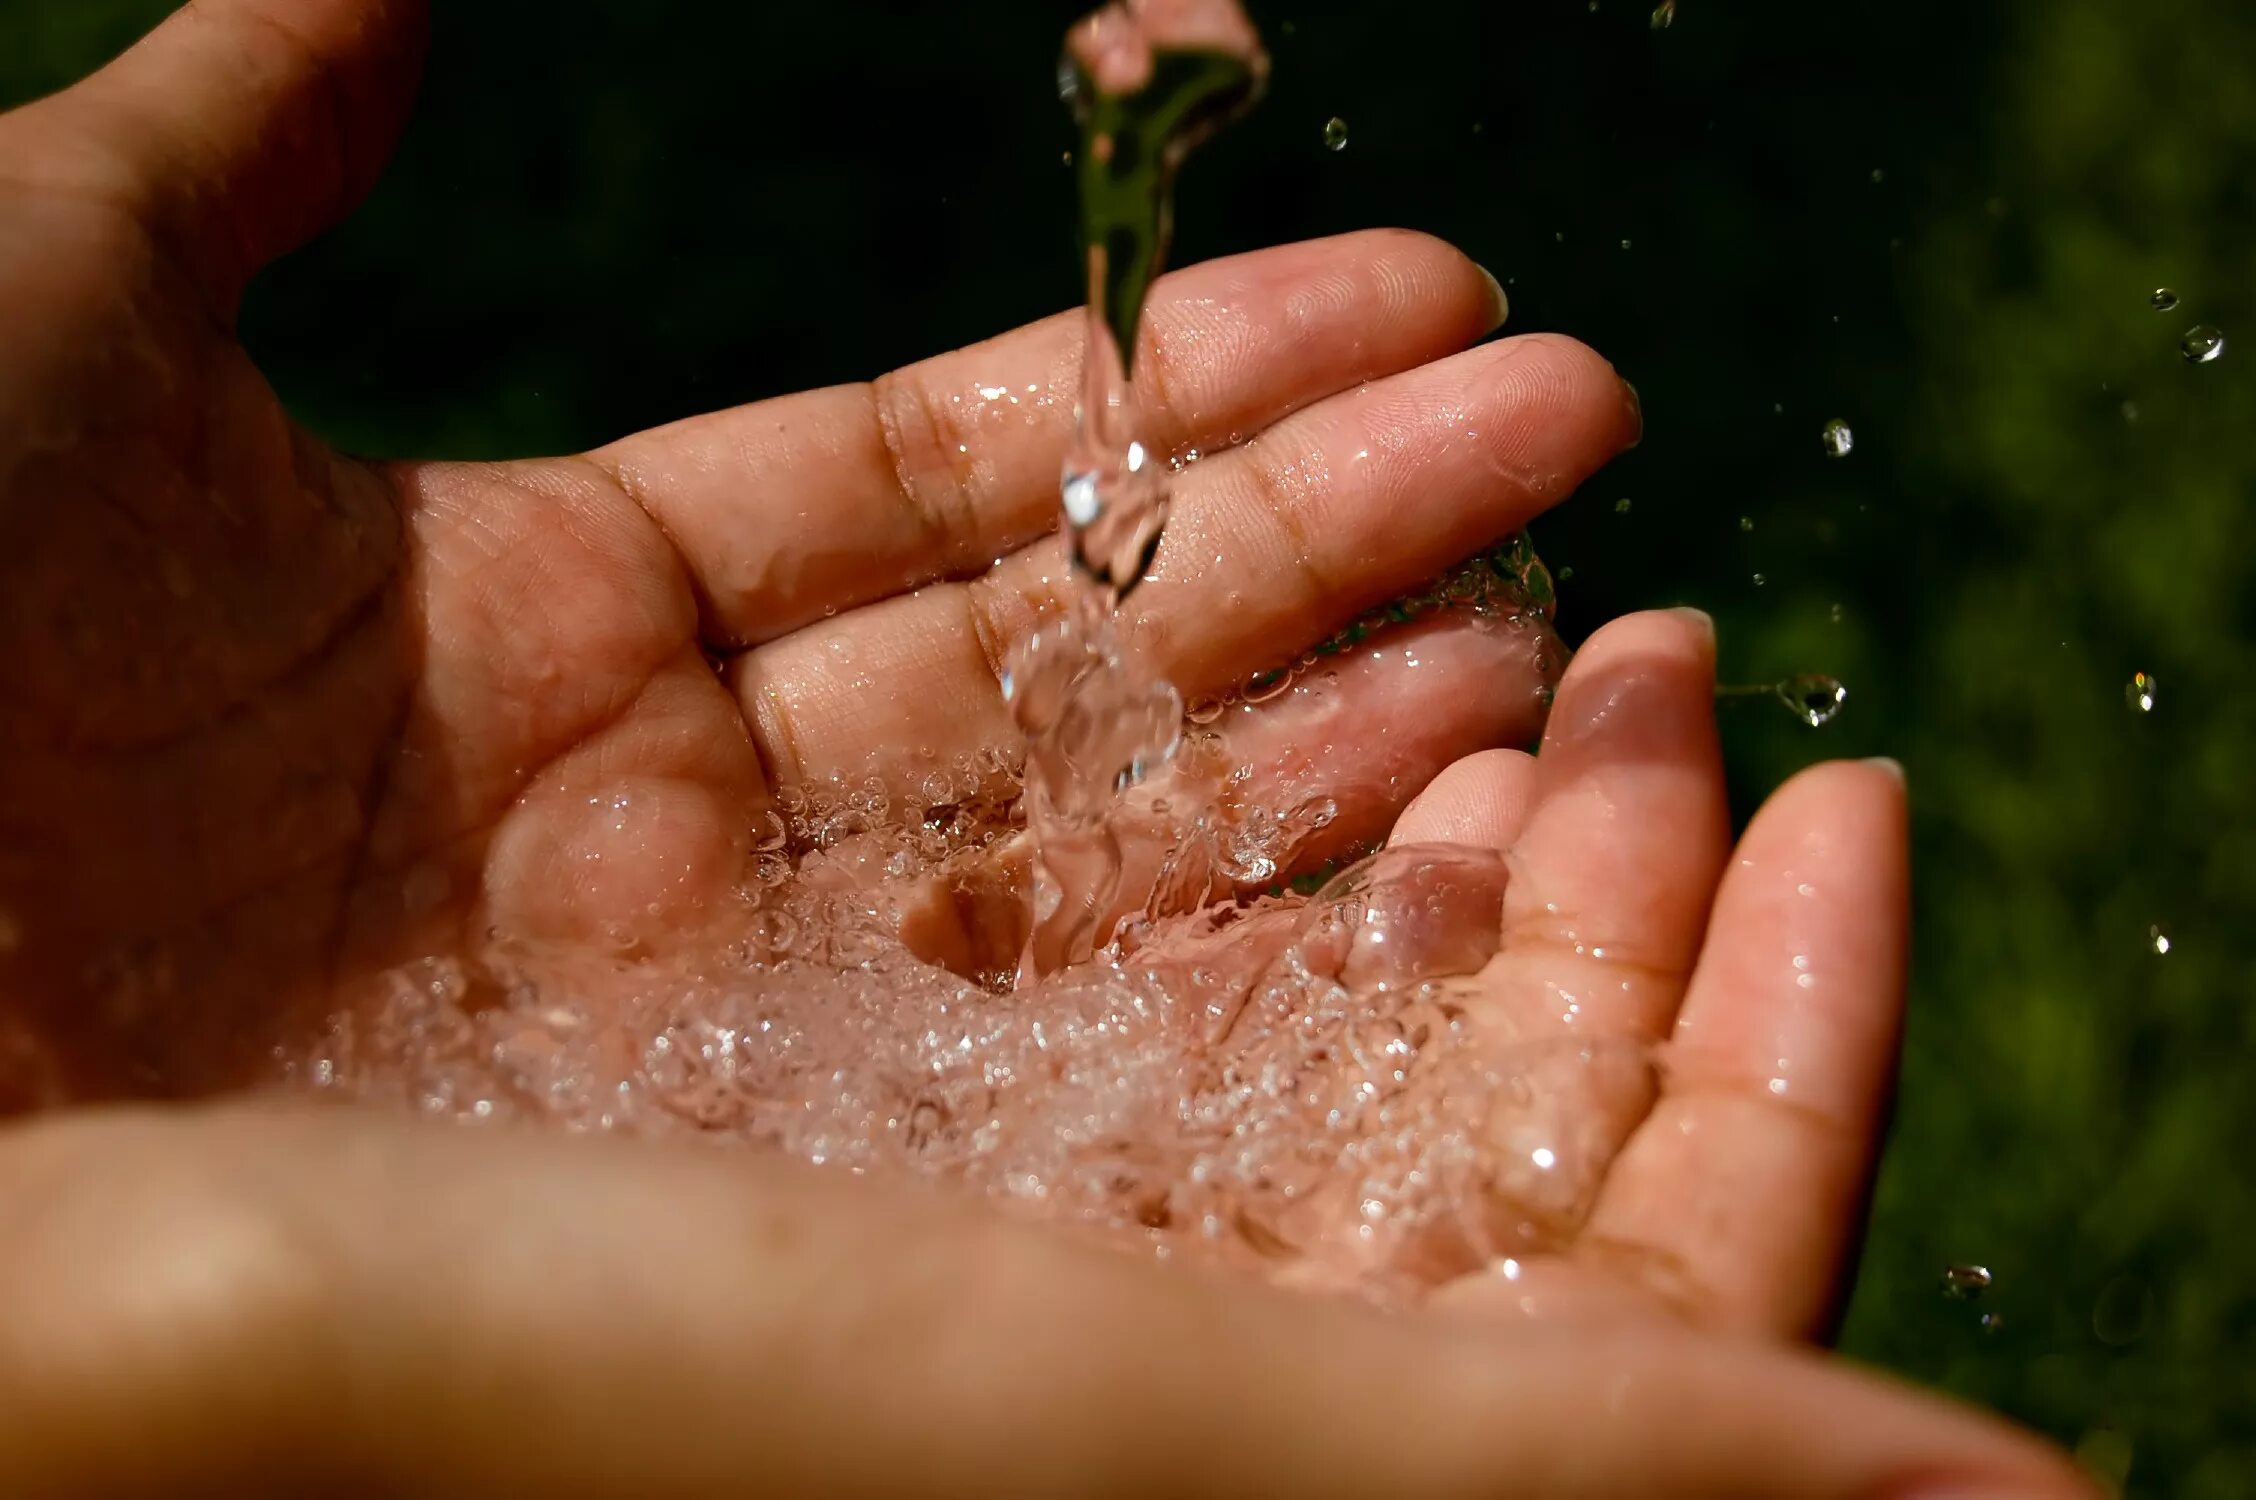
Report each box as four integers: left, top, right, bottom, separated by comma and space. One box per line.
0, 0, 1903, 1347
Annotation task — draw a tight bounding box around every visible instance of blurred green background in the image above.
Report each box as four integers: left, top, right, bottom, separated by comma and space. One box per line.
5, 0, 2252, 1490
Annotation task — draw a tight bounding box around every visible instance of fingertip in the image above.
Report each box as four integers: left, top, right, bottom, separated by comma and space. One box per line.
1389, 748, 1538, 850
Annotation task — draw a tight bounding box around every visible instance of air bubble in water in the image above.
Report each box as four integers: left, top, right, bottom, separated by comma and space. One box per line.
1649, 0, 1676, 28
2149, 287, 2179, 312
1778, 673, 1847, 727
2181, 325, 2225, 364
1323, 116, 1348, 151
2126, 671, 2157, 713
1821, 418, 1854, 458
1943, 1263, 1994, 1300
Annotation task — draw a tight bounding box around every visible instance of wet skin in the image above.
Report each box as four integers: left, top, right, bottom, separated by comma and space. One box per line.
0, 2, 2093, 1496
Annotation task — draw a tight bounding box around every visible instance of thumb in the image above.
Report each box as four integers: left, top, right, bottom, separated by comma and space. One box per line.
0, 1106, 2093, 1499
51, 0, 429, 314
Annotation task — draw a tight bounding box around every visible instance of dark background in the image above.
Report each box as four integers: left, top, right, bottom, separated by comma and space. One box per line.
6, 0, 2255, 1490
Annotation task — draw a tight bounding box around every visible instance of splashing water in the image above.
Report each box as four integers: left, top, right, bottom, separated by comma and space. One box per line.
276, 0, 1600, 1306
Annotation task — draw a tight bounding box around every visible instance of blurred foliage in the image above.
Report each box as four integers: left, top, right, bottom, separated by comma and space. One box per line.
5, 0, 2254, 1490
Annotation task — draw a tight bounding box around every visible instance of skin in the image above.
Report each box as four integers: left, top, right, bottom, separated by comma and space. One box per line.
0, 2, 2094, 1495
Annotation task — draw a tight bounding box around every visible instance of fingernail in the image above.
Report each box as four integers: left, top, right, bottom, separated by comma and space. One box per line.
1864, 756, 1906, 782
1666, 606, 1714, 644
1619, 377, 1643, 447
1477, 264, 1510, 333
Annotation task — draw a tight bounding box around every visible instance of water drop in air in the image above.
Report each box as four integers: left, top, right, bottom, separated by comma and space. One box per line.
1980, 1311, 2005, 1334
2126, 670, 2157, 713
1943, 1264, 1994, 1300
1778, 673, 1847, 727
1614, 497, 1633, 514
1752, 572, 1767, 587
2149, 287, 2178, 312
1738, 515, 1754, 532
2181, 325, 2225, 364
1821, 418, 1854, 458
2148, 924, 2171, 956
1323, 116, 1348, 151
1649, 0, 1676, 27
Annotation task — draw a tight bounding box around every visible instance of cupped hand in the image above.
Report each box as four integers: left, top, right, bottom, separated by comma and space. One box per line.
0, 4, 2089, 1498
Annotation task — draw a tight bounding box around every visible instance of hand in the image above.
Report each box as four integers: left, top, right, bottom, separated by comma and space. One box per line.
0, 4, 2089, 1497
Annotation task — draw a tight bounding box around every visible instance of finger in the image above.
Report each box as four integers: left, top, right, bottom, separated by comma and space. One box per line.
586, 230, 1509, 645
1574, 759, 1911, 1338
729, 333, 1631, 788
1478, 607, 1730, 1046
894, 615, 1560, 974
42, 0, 430, 312
0, 1106, 2088, 1499
1388, 749, 1540, 850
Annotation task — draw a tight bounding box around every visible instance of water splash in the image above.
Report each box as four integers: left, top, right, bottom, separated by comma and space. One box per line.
273, 0, 1602, 1310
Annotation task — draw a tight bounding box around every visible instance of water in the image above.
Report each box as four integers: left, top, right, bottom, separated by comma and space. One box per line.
265, 0, 1584, 1306
19, 0, 2250, 1484
2180, 324, 2226, 364
1820, 417, 1855, 458
1944, 1263, 1996, 1300
1322, 115, 1349, 150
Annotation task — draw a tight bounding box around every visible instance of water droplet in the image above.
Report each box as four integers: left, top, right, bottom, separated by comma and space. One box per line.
2091, 1274, 2153, 1346
1829, 602, 1845, 623
1614, 497, 1633, 514
1557, 565, 1575, 581
1942, 1263, 1994, 1300
1322, 116, 1349, 151
2181, 325, 2225, 364
1870, 166, 1885, 184
1979, 1311, 2005, 1334
2149, 287, 2179, 312
1737, 515, 1754, 532
1751, 572, 1767, 587
1777, 673, 1847, 727
1821, 418, 1855, 458
2148, 924, 2171, 956
1649, 0, 1676, 27
1620, 237, 1633, 250
2126, 670, 2157, 713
